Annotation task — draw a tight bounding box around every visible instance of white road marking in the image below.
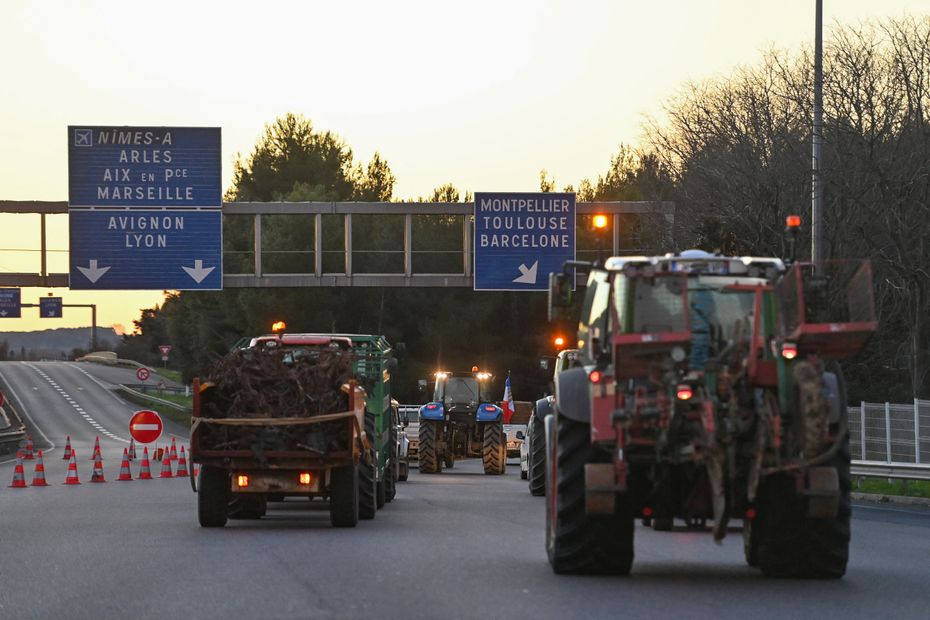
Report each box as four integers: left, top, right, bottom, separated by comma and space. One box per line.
0, 366, 57, 463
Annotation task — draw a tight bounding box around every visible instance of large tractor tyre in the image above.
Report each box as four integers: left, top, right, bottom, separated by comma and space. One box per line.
398, 460, 409, 482
758, 366, 851, 579
376, 478, 387, 509
228, 494, 267, 520
444, 451, 455, 469
546, 415, 634, 575
329, 464, 359, 528
385, 461, 396, 503
482, 422, 506, 475
418, 420, 442, 474
528, 415, 547, 496
198, 466, 229, 528
743, 515, 762, 567
359, 448, 378, 520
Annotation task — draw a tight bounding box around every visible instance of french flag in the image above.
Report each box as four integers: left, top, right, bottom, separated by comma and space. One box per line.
502, 373, 514, 423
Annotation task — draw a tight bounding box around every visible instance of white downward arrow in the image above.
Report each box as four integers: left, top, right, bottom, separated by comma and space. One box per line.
182, 259, 215, 284
76, 259, 111, 283
512, 260, 539, 285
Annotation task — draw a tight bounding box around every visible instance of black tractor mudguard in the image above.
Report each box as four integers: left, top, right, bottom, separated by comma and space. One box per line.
555, 366, 591, 424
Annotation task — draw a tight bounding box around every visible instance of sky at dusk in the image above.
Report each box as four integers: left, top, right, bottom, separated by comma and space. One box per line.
0, 0, 925, 335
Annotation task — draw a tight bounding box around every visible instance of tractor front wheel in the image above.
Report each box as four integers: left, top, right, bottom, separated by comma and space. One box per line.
482, 422, 506, 475
418, 420, 442, 474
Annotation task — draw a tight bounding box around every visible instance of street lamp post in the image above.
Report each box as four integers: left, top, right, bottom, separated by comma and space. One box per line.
812, 0, 824, 267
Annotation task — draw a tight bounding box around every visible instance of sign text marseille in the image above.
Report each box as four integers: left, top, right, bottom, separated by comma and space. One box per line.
473, 192, 575, 291
68, 126, 222, 290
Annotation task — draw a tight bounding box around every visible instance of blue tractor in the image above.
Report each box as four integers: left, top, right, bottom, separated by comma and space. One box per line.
418, 368, 506, 475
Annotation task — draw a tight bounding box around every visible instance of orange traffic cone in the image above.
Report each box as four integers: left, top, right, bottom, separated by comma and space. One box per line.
91, 436, 101, 461
62, 435, 72, 460
176, 446, 189, 477
90, 451, 106, 483
128, 438, 137, 460
23, 435, 35, 460
155, 446, 164, 463
64, 450, 80, 485
117, 448, 132, 481
9, 452, 27, 488
159, 452, 173, 478
31, 450, 49, 486
169, 437, 178, 461
137, 447, 153, 480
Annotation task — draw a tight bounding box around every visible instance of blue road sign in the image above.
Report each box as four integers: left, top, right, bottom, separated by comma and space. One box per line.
68, 127, 221, 208
68, 126, 222, 290
68, 210, 222, 290
39, 297, 63, 318
0, 288, 21, 318
473, 192, 575, 291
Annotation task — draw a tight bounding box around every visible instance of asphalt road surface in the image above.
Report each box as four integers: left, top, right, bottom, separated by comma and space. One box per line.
0, 361, 928, 619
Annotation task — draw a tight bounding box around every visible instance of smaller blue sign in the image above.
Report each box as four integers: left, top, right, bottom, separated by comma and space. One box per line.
40, 297, 63, 318
0, 288, 22, 318
69, 210, 222, 290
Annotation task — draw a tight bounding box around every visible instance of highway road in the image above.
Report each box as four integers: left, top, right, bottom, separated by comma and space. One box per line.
0, 360, 928, 619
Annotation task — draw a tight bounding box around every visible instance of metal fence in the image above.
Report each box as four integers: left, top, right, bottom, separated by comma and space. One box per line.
848, 399, 930, 464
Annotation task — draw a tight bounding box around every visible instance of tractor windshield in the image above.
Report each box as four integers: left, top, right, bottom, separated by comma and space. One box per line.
688, 277, 762, 368
441, 377, 480, 405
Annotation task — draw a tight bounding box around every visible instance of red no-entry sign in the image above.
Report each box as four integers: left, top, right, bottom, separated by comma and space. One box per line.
136, 367, 150, 381
129, 410, 163, 444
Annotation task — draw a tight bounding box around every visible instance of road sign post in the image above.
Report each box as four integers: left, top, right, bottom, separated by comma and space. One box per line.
67, 126, 222, 290
473, 192, 576, 291
0, 288, 22, 318
129, 410, 163, 444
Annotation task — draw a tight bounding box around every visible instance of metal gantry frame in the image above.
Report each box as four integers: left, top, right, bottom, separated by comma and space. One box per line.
0, 200, 674, 288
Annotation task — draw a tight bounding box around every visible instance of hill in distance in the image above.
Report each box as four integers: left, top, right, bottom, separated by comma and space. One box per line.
0, 327, 121, 360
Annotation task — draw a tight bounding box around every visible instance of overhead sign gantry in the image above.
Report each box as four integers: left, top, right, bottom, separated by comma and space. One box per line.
67, 126, 222, 290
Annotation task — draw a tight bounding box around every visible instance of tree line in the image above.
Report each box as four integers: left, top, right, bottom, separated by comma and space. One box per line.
119, 16, 930, 403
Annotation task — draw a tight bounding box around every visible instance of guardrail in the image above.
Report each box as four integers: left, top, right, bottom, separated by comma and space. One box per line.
850, 460, 930, 481
849, 399, 929, 465
117, 384, 190, 412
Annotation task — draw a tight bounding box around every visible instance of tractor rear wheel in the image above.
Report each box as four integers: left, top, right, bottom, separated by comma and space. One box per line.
360, 413, 378, 519
198, 466, 228, 528
482, 422, 506, 475
329, 464, 359, 527
398, 460, 409, 481
528, 415, 546, 496
546, 415, 634, 575
757, 366, 850, 578
418, 420, 442, 474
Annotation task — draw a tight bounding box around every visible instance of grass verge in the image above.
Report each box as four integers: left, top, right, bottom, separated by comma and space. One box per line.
854, 477, 930, 499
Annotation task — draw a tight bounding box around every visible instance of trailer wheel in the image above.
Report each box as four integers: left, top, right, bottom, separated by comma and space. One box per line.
482, 422, 506, 475
546, 414, 634, 575
758, 365, 850, 579
528, 414, 546, 496
398, 460, 409, 482
198, 466, 228, 528
418, 420, 442, 474
329, 464, 359, 527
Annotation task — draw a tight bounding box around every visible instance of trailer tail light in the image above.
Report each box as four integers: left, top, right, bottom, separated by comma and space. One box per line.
642, 506, 654, 517
781, 342, 798, 360
589, 370, 603, 384
425, 404, 439, 410
676, 385, 693, 400
299, 472, 313, 485
236, 475, 249, 488
745, 507, 757, 520
483, 405, 497, 412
